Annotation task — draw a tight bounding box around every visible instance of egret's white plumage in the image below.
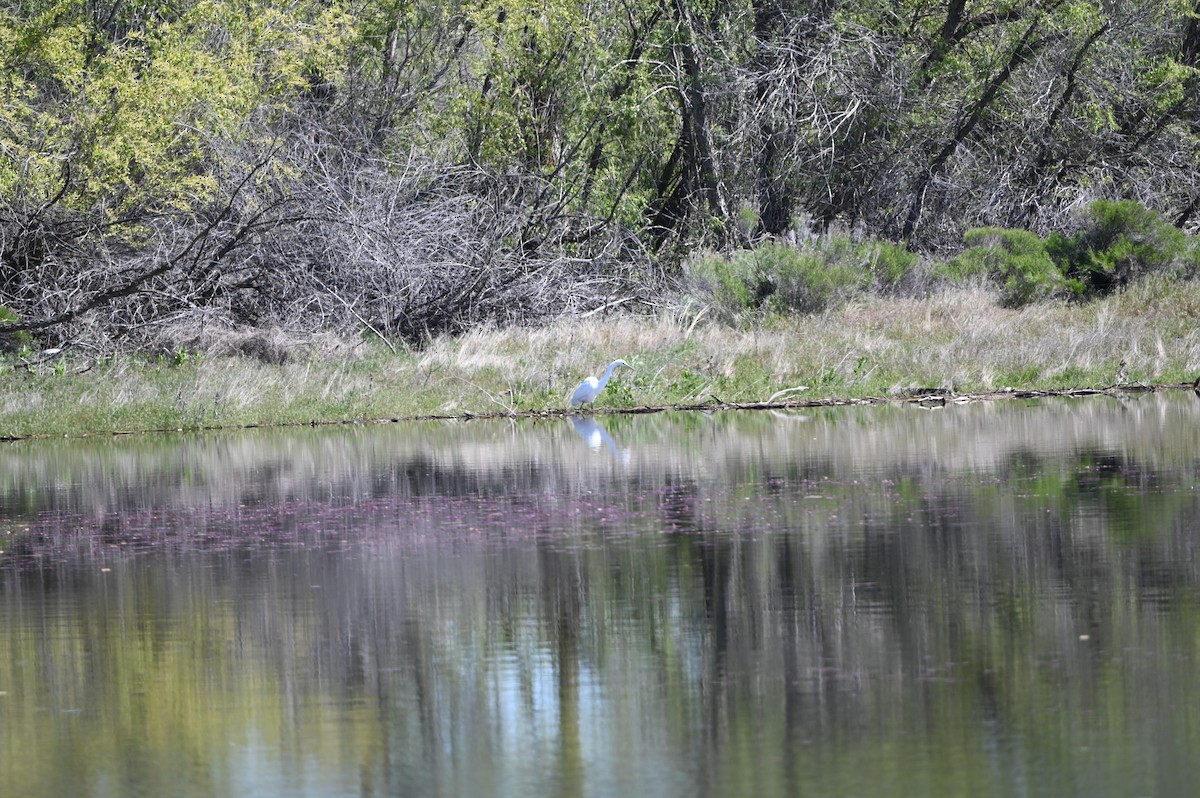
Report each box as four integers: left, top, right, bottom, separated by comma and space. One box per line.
570, 359, 633, 407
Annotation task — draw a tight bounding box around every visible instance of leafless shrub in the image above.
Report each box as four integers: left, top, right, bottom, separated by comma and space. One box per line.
242, 140, 655, 346
0, 152, 300, 351
0, 132, 654, 352
151, 324, 354, 365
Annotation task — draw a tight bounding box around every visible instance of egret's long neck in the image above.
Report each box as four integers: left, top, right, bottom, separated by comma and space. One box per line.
597, 361, 621, 389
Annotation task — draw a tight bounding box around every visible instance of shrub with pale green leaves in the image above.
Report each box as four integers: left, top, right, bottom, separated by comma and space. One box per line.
757, 241, 862, 313
863, 240, 920, 292
684, 250, 759, 320
1046, 200, 1200, 295
941, 228, 1065, 307
684, 237, 910, 320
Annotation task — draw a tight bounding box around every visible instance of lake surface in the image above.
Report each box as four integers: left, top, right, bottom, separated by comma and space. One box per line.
2, 394, 1200, 797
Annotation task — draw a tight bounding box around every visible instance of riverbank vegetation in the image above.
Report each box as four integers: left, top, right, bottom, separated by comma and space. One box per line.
4, 274, 1200, 438
3, 1, 1200, 435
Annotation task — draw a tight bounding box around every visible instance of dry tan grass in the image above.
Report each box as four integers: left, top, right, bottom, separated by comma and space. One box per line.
420, 280, 1200, 402
7, 278, 1200, 437
154, 324, 357, 365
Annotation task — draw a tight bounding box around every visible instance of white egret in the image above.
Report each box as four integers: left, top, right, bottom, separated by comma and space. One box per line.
569, 359, 633, 408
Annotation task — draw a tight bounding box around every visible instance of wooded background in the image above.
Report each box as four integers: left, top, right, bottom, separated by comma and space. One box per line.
2, 0, 1198, 347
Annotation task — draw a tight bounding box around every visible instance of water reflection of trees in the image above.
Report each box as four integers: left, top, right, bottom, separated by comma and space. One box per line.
4, 393, 1200, 514
2, 395, 1200, 794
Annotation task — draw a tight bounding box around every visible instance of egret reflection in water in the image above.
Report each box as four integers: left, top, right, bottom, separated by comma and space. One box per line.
569, 415, 631, 463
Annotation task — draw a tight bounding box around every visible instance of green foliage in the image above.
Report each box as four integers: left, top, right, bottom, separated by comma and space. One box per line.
0, 0, 353, 221
1045, 200, 1198, 295
5, 0, 1200, 352
942, 228, 1065, 307
863, 240, 920, 292
667, 368, 710, 400
684, 250, 758, 320
758, 241, 863, 314
936, 202, 1200, 305
399, 0, 677, 231
0, 307, 33, 353
163, 348, 199, 368
685, 237, 910, 320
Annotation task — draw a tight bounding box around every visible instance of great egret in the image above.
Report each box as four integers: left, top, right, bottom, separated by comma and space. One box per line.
570, 359, 633, 408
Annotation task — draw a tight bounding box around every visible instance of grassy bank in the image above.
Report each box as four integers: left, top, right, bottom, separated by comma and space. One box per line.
4, 277, 1200, 439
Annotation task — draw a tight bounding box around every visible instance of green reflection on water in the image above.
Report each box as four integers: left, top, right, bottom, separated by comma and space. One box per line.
1, 394, 1199, 797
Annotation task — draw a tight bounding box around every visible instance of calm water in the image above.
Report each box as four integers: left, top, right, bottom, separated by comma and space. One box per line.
2, 394, 1200, 797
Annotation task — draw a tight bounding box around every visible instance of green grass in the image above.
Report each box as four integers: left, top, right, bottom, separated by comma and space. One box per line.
5, 277, 1200, 438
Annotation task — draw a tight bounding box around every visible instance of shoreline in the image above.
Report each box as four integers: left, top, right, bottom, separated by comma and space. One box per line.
3, 381, 1189, 444
6, 281, 1200, 440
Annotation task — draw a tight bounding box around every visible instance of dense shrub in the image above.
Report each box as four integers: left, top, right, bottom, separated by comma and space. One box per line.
684, 236, 913, 320
1046, 200, 1200, 295
686, 201, 1200, 324
941, 228, 1065, 307
862, 240, 921, 293
756, 241, 863, 314
684, 250, 759, 320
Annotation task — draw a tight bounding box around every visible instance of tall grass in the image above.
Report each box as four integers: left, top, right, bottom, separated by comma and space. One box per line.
423, 277, 1200, 409
5, 277, 1200, 438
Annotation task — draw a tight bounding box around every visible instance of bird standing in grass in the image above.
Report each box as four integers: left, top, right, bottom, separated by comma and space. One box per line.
570, 359, 633, 408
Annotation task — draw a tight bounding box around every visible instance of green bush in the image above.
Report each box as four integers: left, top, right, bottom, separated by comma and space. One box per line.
684, 250, 758, 320
756, 241, 863, 314
942, 227, 1065, 307
1048, 200, 1196, 295
864, 240, 920, 292
684, 239, 874, 319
